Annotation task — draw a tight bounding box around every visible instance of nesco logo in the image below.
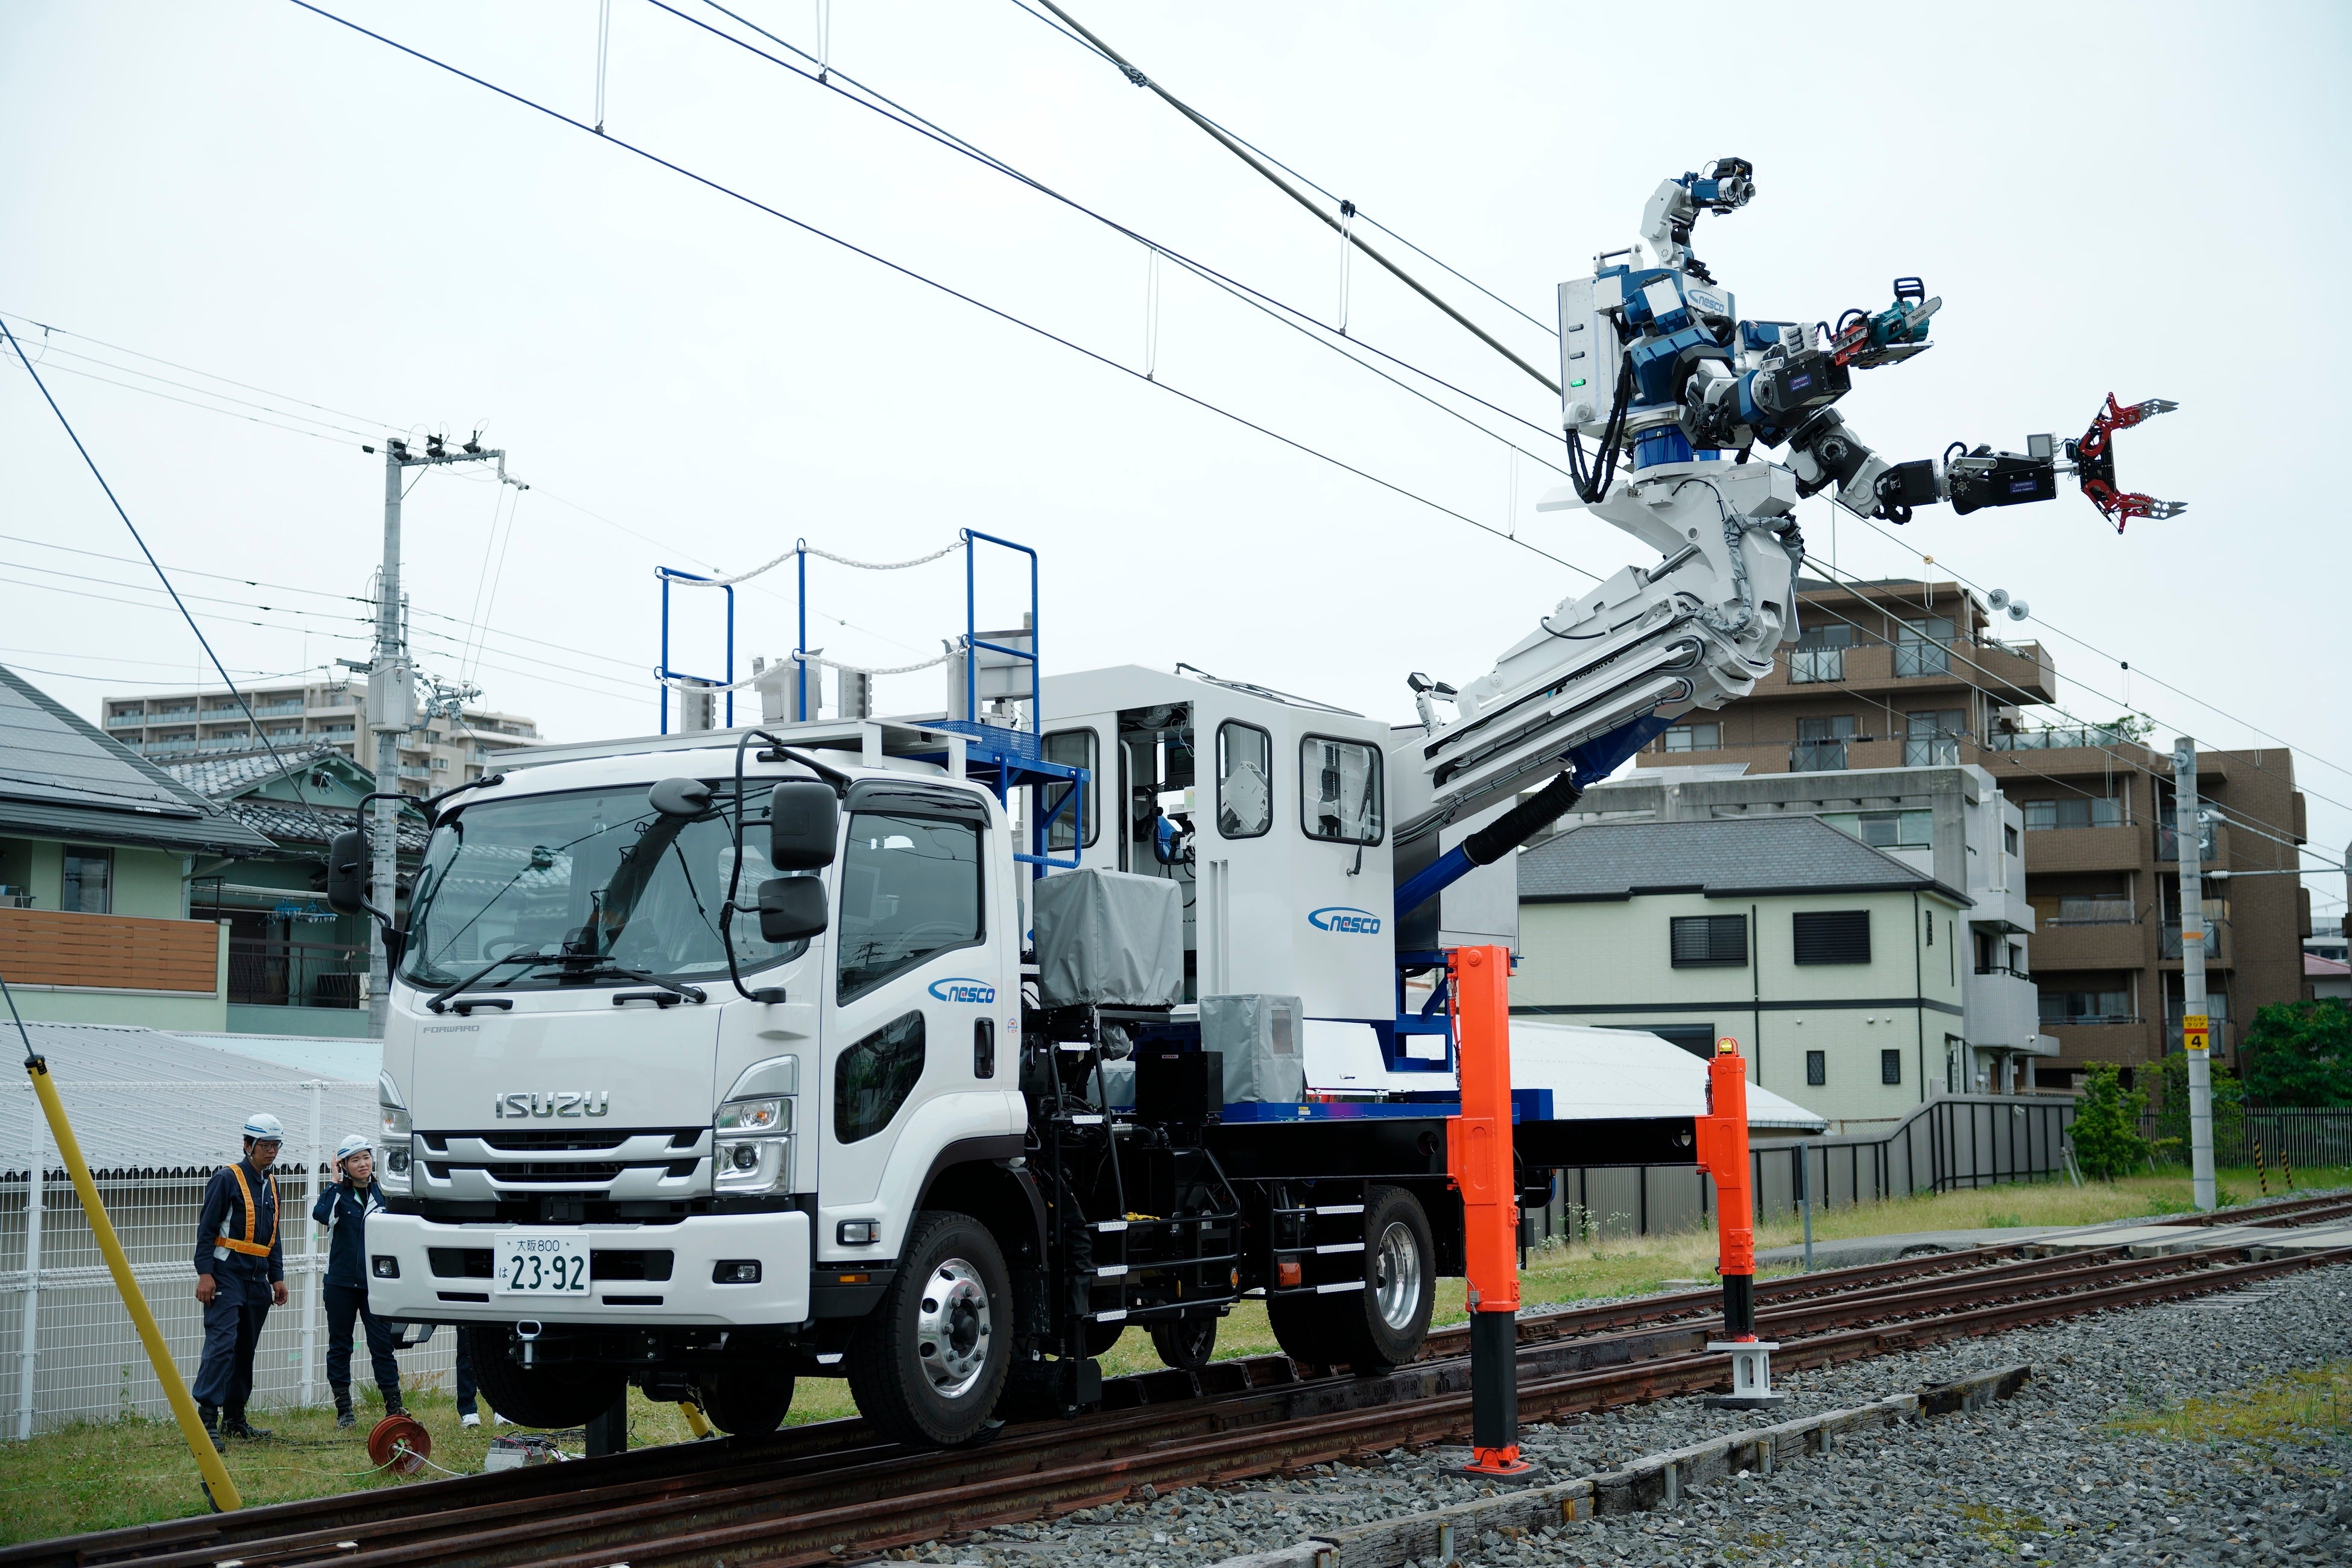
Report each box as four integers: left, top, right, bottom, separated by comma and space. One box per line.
928, 977, 996, 1005
1308, 906, 1383, 936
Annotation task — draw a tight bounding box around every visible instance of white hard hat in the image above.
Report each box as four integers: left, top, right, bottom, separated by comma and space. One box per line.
335, 1134, 372, 1163
243, 1112, 285, 1142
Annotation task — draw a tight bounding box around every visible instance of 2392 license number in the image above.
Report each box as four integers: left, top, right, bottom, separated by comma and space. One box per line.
495, 1234, 591, 1295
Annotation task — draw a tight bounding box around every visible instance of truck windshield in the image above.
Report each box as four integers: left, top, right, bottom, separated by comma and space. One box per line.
399, 783, 809, 991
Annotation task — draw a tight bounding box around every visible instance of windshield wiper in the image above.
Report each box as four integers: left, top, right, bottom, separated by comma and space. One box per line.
558, 959, 708, 1005
424, 949, 555, 1014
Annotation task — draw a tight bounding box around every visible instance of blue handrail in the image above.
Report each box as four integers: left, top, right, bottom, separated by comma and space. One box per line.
654, 567, 734, 735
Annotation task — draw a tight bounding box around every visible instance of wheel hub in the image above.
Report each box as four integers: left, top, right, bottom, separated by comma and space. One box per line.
1374, 1219, 1423, 1331
916, 1257, 993, 1399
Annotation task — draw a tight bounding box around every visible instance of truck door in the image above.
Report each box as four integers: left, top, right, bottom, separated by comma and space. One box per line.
817, 781, 998, 1258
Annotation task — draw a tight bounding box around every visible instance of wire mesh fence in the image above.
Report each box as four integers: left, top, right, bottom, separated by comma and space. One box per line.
1, 1079, 458, 1439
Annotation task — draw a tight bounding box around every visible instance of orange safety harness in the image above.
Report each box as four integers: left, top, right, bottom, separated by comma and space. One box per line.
218, 1163, 279, 1259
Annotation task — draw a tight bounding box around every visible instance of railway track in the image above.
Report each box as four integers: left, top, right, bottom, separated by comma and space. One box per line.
15, 1215, 2347, 1568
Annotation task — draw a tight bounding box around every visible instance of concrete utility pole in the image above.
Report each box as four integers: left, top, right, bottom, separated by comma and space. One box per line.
363, 435, 522, 1035
2172, 737, 2216, 1212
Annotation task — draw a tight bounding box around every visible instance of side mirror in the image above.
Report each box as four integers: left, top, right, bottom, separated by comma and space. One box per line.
768, 780, 839, 870
757, 875, 829, 944
648, 777, 716, 818
326, 830, 369, 915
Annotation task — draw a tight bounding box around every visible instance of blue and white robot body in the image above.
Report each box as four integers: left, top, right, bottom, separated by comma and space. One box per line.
1406, 158, 2176, 832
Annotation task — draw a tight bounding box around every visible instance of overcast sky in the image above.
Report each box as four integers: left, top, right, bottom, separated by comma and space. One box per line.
3, 1, 2346, 916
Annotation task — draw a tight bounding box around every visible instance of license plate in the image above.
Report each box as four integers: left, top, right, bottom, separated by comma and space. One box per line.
495, 1233, 591, 1296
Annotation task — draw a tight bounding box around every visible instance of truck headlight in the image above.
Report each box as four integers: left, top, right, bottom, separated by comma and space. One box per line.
379, 1101, 413, 1193
715, 1096, 790, 1134
714, 1134, 791, 1194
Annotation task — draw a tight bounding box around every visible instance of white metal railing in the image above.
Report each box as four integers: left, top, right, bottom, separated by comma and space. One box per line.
4, 1079, 455, 1438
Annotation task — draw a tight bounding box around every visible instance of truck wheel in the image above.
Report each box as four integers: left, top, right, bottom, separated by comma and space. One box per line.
1266, 1291, 1331, 1371
458, 1324, 626, 1430
697, 1365, 795, 1438
1082, 1320, 1125, 1358
1149, 1312, 1217, 1370
1324, 1186, 1435, 1371
846, 1211, 1013, 1447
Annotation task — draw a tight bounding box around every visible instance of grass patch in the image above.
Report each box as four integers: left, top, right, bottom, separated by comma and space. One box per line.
4, 1168, 2342, 1543
2110, 1361, 2352, 1447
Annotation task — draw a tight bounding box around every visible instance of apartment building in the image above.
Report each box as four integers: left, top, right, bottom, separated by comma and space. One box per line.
1634, 577, 2313, 1090
1544, 761, 2050, 1094
100, 677, 542, 797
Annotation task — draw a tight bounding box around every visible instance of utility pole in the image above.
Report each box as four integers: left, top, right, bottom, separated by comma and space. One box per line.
361, 434, 523, 1035
2172, 737, 2216, 1212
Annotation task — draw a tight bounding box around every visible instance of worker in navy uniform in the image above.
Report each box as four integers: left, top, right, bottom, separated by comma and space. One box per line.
312, 1133, 406, 1428
192, 1112, 289, 1447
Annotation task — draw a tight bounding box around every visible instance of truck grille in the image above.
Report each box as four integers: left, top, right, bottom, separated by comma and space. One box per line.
413, 1129, 711, 1203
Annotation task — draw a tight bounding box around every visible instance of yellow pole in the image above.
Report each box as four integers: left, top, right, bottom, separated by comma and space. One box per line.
679, 1400, 713, 1440
24, 1055, 244, 1511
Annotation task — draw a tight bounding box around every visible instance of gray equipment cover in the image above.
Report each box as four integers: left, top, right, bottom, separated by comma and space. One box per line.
1201, 993, 1304, 1105
1033, 869, 1184, 1008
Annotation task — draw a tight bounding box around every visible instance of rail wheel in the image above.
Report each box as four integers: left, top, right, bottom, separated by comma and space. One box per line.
846, 1210, 1013, 1447
459, 1324, 627, 1430
697, 1364, 796, 1438
1082, 1319, 1126, 1358
1324, 1185, 1435, 1371
1149, 1310, 1218, 1370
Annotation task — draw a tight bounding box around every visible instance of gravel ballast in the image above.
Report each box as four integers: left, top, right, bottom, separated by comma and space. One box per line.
882, 1260, 2352, 1567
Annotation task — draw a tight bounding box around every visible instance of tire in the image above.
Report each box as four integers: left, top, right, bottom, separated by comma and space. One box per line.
1266, 1290, 1331, 1370
458, 1324, 627, 1430
1149, 1311, 1217, 1370
697, 1364, 795, 1438
1082, 1319, 1126, 1358
1322, 1185, 1435, 1372
846, 1211, 1014, 1447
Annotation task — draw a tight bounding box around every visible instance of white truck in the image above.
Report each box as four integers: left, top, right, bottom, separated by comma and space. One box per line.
334, 654, 1711, 1446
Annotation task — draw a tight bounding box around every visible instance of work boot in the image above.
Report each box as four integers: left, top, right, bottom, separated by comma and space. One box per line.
221, 1409, 272, 1440
333, 1386, 355, 1429
198, 1402, 225, 1453
383, 1389, 406, 1418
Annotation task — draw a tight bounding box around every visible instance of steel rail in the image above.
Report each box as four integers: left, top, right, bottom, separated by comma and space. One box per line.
16, 1240, 2342, 1568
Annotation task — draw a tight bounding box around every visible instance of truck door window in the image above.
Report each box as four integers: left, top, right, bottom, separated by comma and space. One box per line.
1300, 735, 1383, 846
836, 810, 984, 1003
1216, 721, 1272, 839
1042, 729, 1098, 850
836, 1010, 926, 1142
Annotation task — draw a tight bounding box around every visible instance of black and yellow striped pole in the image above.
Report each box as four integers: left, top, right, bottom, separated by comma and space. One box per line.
7, 971, 242, 1511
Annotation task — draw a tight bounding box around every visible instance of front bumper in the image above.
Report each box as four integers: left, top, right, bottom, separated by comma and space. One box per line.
364, 1210, 811, 1327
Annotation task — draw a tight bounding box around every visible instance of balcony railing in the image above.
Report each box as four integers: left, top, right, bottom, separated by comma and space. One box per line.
2049, 899, 2136, 925
227, 937, 365, 1008
1893, 641, 1952, 677
2156, 820, 2218, 864
250, 699, 305, 716
0, 908, 220, 993
1987, 725, 2139, 752
1790, 740, 1850, 772
2041, 1013, 2143, 1028
106, 713, 146, 729
1787, 648, 1846, 684
2161, 918, 2230, 959
1904, 735, 1961, 767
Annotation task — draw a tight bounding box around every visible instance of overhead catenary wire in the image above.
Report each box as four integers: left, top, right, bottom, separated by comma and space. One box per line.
286, 0, 1602, 586
1022, 0, 1560, 397
0, 315, 312, 806
669, 0, 1576, 463
1850, 512, 2352, 795
1797, 557, 2344, 878
0, 309, 400, 432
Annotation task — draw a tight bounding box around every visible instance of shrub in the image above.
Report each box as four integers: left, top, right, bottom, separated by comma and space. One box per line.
2152, 1053, 2244, 1160
2240, 1001, 2352, 1107
2072, 1063, 2151, 1180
